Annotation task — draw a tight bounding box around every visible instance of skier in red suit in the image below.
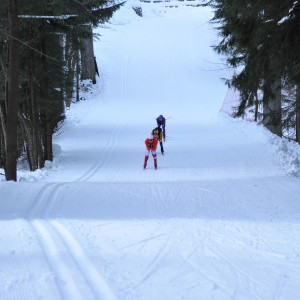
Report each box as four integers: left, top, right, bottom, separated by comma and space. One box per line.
143, 134, 158, 170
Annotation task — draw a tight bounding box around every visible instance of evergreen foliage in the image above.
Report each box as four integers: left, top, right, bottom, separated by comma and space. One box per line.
0, 0, 123, 180
205, 0, 300, 140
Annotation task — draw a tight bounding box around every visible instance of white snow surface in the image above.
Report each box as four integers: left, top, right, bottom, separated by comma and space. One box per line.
1, 2, 300, 300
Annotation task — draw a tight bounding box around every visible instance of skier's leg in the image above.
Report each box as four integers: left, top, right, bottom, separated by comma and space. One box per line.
160, 141, 164, 155
152, 150, 157, 169
143, 150, 149, 169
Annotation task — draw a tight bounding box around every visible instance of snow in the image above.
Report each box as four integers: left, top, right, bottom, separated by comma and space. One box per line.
1, 1, 300, 299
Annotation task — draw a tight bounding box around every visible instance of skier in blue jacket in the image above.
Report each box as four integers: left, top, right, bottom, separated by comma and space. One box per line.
156, 115, 166, 141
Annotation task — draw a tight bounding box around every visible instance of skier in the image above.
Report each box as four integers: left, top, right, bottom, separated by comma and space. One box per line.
143, 134, 158, 170
151, 126, 164, 155
156, 115, 166, 141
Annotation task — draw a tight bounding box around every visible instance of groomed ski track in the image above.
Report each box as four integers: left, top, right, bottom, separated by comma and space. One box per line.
1, 2, 300, 300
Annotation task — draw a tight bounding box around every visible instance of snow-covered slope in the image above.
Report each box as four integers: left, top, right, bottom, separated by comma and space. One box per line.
1, 2, 300, 300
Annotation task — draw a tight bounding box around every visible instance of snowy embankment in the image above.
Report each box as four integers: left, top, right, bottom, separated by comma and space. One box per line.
1, 1, 300, 300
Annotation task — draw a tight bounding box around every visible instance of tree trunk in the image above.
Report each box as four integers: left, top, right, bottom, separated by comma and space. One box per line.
0, 124, 4, 169
262, 77, 282, 137
29, 54, 39, 170
80, 25, 96, 84
6, 0, 19, 181
296, 85, 300, 144
75, 48, 80, 102
254, 93, 259, 122
43, 112, 53, 162
18, 112, 34, 171
0, 104, 7, 158
65, 33, 74, 107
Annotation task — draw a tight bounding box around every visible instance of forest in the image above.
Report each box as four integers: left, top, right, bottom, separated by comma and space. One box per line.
205, 0, 300, 140
0, 0, 122, 181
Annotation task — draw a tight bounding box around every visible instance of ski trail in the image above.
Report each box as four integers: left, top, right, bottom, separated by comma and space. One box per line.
207, 244, 261, 300
31, 220, 84, 300
27, 184, 87, 299
51, 220, 118, 300
96, 29, 139, 182
28, 185, 116, 300
209, 244, 261, 286
27, 182, 66, 219
27, 184, 98, 299
133, 235, 171, 291
273, 275, 288, 300
73, 126, 117, 182
28, 194, 117, 300
27, 183, 56, 219
74, 29, 138, 183
119, 233, 167, 251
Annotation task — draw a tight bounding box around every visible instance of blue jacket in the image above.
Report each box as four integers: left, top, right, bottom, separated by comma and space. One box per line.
156, 116, 166, 137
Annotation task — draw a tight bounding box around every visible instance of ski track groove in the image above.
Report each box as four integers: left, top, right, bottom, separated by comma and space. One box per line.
272, 275, 288, 300
179, 256, 230, 295
27, 183, 85, 299
74, 122, 120, 182
173, 228, 234, 297
74, 30, 137, 183
132, 235, 171, 291
31, 219, 84, 300
30, 219, 117, 300
98, 29, 138, 183
27, 183, 117, 300
73, 90, 123, 181
171, 226, 231, 295
27, 182, 57, 219
27, 182, 66, 220
207, 244, 261, 300
26, 184, 118, 300
51, 220, 118, 300
119, 233, 167, 251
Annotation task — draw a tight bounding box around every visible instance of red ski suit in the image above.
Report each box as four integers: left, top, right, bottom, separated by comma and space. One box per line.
143, 136, 158, 169
145, 137, 158, 151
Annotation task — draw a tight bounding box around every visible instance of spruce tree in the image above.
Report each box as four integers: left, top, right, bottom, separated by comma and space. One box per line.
0, 0, 123, 179
205, 0, 300, 139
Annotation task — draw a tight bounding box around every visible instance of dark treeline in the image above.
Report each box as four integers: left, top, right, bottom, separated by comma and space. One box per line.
0, 0, 123, 181
205, 0, 300, 141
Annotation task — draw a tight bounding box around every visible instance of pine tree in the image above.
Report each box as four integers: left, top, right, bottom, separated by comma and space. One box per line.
205, 0, 300, 139
0, 0, 123, 180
